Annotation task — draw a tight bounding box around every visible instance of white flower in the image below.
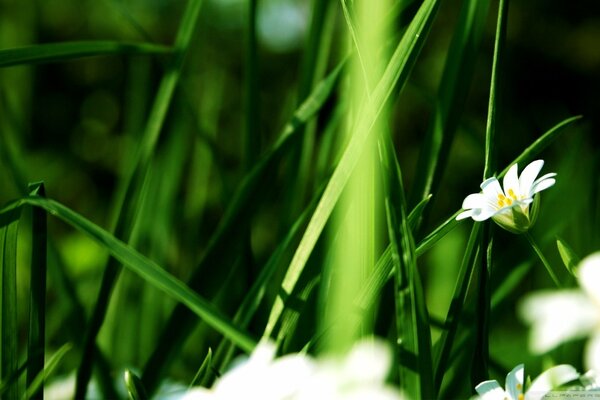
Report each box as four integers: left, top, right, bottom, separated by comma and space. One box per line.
456, 160, 556, 233
181, 338, 405, 400
475, 363, 580, 400
520, 252, 600, 372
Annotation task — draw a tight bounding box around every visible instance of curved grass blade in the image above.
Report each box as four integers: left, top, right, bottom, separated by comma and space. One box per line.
12, 196, 257, 353
264, 0, 441, 340
556, 237, 580, 276
0, 41, 171, 68
0, 206, 21, 400
26, 182, 47, 400
124, 370, 148, 400
75, 1, 203, 397
23, 343, 72, 400
141, 59, 344, 394
380, 133, 433, 399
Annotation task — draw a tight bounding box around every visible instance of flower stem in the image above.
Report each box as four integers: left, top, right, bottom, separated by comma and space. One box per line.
525, 232, 562, 288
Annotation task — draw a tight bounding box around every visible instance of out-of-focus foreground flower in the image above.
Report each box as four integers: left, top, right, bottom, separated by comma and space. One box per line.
474, 363, 580, 400
456, 160, 556, 234
519, 252, 600, 372
182, 338, 404, 400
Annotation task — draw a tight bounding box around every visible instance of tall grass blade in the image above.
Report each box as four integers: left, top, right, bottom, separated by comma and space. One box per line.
23, 343, 72, 400
410, 0, 491, 229
556, 237, 580, 275
25, 182, 47, 400
0, 41, 171, 68
74, 1, 203, 397
124, 370, 148, 400
264, 0, 441, 340
380, 134, 433, 399
433, 223, 480, 393
141, 60, 344, 394
0, 206, 21, 400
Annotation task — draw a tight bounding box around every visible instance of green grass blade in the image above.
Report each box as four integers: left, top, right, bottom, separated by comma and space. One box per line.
498, 115, 583, 178
190, 348, 212, 387
140, 60, 344, 394
25, 182, 47, 399
0, 206, 21, 400
433, 223, 481, 394
74, 1, 203, 397
23, 343, 72, 400
16, 196, 257, 352
243, 0, 260, 168
0, 41, 171, 68
556, 237, 580, 276
264, 0, 441, 340
124, 370, 148, 400
380, 134, 433, 399
483, 0, 508, 180
410, 0, 491, 226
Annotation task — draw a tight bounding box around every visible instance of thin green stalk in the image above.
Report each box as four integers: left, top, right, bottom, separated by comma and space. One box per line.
525, 232, 562, 287
0, 207, 20, 400
74, 1, 203, 398
26, 183, 47, 400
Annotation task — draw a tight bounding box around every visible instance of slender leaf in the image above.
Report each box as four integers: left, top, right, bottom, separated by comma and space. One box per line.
0, 41, 171, 68
264, 0, 441, 340
0, 206, 21, 400
556, 237, 580, 275
124, 370, 148, 400
23, 343, 72, 400
75, 1, 204, 397
26, 182, 47, 400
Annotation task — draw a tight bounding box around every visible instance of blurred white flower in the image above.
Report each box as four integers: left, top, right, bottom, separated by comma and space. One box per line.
474, 363, 580, 400
181, 338, 404, 400
520, 252, 600, 372
456, 160, 556, 234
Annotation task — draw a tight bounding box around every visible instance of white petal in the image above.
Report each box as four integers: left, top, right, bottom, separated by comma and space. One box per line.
525, 365, 579, 400
503, 163, 520, 197
342, 339, 392, 384
518, 291, 599, 353
533, 172, 557, 185
585, 332, 600, 372
471, 206, 498, 222
530, 178, 555, 195
475, 380, 508, 400
463, 193, 488, 209
505, 364, 524, 400
519, 160, 544, 195
577, 252, 600, 306
456, 210, 475, 220
180, 387, 216, 400
481, 177, 503, 202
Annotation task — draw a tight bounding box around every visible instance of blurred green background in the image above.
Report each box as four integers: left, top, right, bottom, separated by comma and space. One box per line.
1, 0, 599, 393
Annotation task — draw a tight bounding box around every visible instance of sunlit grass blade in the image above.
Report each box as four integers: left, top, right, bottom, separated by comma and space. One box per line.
0, 41, 171, 68
556, 237, 580, 275
124, 370, 148, 400
0, 206, 21, 400
190, 348, 212, 387
141, 59, 344, 394
379, 134, 433, 399
264, 0, 441, 340
210, 185, 322, 376
26, 182, 47, 400
23, 343, 72, 400
74, 1, 203, 397
433, 223, 480, 394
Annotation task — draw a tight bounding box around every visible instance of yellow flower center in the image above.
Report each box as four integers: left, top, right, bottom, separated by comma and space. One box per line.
497, 189, 519, 208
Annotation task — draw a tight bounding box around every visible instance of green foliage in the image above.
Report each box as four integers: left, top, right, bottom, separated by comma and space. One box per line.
0, 0, 596, 398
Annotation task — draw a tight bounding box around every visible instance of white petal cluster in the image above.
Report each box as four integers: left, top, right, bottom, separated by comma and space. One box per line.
457, 160, 556, 233
475, 363, 580, 400
182, 339, 404, 400
520, 252, 600, 372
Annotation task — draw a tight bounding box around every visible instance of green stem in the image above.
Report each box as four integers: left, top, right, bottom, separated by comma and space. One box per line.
525, 232, 561, 288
